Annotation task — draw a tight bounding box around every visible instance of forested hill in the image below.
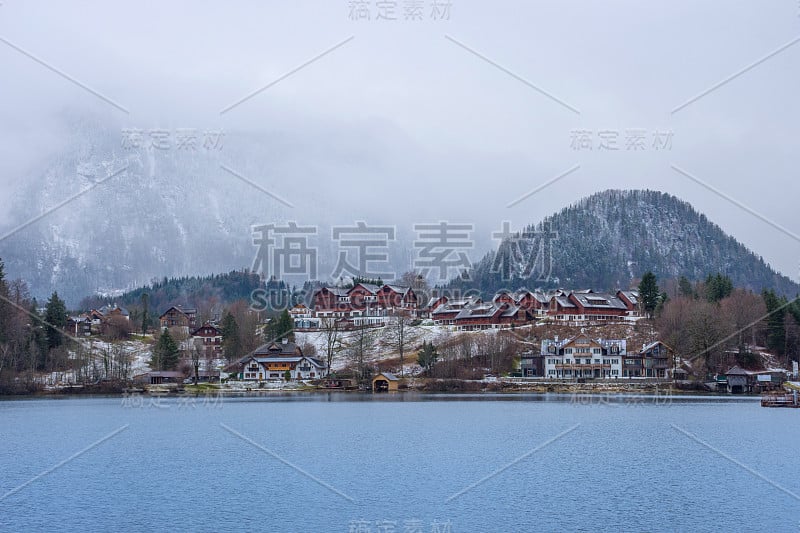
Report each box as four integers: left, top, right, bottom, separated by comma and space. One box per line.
449, 189, 799, 296
79, 270, 264, 313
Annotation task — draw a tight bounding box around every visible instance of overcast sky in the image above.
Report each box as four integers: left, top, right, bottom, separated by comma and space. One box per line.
0, 1, 798, 280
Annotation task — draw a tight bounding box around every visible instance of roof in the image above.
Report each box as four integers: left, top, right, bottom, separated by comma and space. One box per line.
140, 371, 184, 378
160, 305, 197, 318
555, 296, 576, 308
316, 286, 350, 297
98, 304, 130, 316
254, 341, 302, 357
375, 372, 399, 381
619, 290, 639, 304
191, 323, 222, 336
725, 366, 751, 376
639, 341, 670, 353
349, 283, 382, 295
243, 355, 326, 367
384, 284, 411, 295
570, 292, 628, 310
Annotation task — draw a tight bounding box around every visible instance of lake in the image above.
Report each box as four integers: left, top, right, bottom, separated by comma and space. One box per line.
0, 393, 798, 532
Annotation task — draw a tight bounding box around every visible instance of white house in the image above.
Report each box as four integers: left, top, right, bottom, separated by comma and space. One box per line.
236, 339, 327, 381
541, 334, 626, 379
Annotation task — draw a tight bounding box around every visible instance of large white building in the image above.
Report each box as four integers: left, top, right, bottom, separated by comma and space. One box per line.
541, 334, 626, 379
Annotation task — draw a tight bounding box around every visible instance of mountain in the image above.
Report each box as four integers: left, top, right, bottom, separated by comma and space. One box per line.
448, 189, 799, 297
0, 113, 432, 306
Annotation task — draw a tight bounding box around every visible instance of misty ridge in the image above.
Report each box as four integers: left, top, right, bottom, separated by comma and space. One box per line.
1, 110, 796, 307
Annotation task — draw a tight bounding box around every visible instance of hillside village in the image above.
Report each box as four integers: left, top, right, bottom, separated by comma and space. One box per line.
3, 268, 796, 397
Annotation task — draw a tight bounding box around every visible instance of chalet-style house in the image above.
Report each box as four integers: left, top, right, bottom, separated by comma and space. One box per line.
623, 341, 673, 378
289, 303, 319, 330
66, 316, 93, 337
424, 288, 642, 329
541, 335, 627, 379
191, 322, 223, 359
97, 304, 130, 321
235, 339, 326, 381
312, 283, 418, 327
159, 305, 198, 330
545, 289, 636, 323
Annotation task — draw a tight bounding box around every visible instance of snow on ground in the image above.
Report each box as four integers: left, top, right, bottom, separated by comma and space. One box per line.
296, 323, 519, 375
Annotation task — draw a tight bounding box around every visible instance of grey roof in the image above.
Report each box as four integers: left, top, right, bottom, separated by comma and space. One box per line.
425, 296, 443, 308
725, 366, 751, 376
571, 292, 628, 310
619, 290, 640, 304
555, 296, 576, 308
318, 286, 349, 297
377, 372, 399, 381
161, 305, 197, 316
454, 303, 504, 320
254, 341, 301, 356
385, 284, 411, 295
98, 304, 130, 316
639, 341, 666, 353
245, 355, 326, 367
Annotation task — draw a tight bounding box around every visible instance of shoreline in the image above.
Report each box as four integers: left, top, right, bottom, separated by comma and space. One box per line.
0, 379, 766, 399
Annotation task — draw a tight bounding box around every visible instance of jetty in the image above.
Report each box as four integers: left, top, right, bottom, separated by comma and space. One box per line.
761, 382, 799, 408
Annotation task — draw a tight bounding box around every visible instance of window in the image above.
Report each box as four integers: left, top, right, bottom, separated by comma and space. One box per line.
594, 359, 600, 364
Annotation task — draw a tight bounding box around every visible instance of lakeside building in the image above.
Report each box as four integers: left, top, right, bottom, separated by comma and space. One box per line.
541, 334, 626, 379
234, 339, 326, 381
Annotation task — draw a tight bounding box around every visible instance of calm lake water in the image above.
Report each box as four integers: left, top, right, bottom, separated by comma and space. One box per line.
1, 393, 798, 532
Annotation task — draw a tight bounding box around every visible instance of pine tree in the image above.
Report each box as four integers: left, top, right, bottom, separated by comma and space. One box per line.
417, 341, 439, 373
638, 271, 660, 318
140, 293, 149, 335
220, 312, 243, 361
44, 292, 67, 349
152, 328, 180, 370
678, 276, 694, 298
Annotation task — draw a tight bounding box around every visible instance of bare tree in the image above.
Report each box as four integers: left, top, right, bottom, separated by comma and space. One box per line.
191, 338, 203, 384
720, 289, 766, 353
387, 310, 414, 377
345, 323, 376, 385
320, 318, 343, 377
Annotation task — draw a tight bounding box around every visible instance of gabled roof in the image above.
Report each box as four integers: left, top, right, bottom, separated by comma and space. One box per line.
618, 290, 640, 305
348, 283, 382, 295
98, 304, 130, 316
384, 284, 411, 295
725, 366, 751, 376
554, 296, 576, 308
191, 322, 222, 336
160, 305, 197, 318
376, 372, 399, 381
639, 340, 671, 354
425, 296, 445, 309
315, 286, 350, 297
254, 341, 301, 357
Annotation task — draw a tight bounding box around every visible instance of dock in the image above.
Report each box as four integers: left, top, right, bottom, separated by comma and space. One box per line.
761, 388, 799, 408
